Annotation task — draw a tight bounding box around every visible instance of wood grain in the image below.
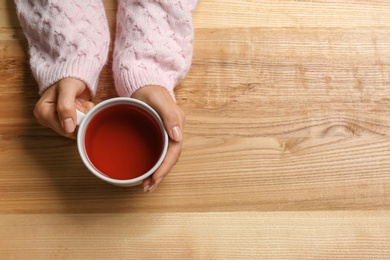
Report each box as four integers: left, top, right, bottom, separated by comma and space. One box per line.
1, 0, 390, 259
1, 212, 389, 259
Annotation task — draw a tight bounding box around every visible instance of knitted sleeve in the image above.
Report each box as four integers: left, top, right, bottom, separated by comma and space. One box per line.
113, 0, 198, 98
14, 0, 110, 96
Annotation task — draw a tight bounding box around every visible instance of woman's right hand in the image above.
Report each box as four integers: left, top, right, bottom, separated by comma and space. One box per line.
33, 78, 95, 139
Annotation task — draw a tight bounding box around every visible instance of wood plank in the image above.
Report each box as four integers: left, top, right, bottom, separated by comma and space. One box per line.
1, 212, 389, 259
1, 136, 390, 214
193, 0, 390, 28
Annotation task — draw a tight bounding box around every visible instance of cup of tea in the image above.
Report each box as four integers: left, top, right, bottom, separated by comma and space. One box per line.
76, 97, 168, 187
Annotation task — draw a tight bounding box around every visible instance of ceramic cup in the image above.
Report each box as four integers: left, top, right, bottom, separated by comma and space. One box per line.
76, 97, 168, 187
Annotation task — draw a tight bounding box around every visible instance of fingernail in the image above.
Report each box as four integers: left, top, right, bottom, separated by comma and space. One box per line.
143, 185, 150, 192
149, 178, 163, 193
172, 126, 182, 142
155, 178, 163, 186
149, 185, 156, 193
63, 118, 75, 133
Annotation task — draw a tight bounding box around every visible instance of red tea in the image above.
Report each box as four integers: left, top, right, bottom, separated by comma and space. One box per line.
84, 104, 164, 180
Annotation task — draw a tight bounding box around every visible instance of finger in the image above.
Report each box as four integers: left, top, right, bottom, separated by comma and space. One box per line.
153, 90, 185, 142
162, 106, 185, 143
146, 139, 183, 193
34, 86, 76, 138
35, 101, 77, 139
56, 81, 87, 134
142, 178, 153, 192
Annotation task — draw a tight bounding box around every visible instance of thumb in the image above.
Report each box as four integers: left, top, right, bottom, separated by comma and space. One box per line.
56, 79, 88, 134
132, 85, 185, 142
160, 106, 185, 142
150, 90, 184, 142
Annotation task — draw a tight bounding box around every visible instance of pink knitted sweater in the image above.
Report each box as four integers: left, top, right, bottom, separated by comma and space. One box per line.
15, 0, 197, 97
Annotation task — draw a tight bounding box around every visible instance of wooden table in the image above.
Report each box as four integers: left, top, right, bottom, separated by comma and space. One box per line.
1, 0, 390, 258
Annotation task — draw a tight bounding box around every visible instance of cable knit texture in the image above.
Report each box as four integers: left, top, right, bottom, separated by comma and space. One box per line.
113, 0, 197, 97
15, 0, 197, 98
15, 0, 110, 96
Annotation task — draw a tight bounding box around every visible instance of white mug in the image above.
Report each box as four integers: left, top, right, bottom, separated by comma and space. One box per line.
76, 97, 168, 187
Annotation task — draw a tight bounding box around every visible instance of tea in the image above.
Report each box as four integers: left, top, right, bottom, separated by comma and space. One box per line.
84, 104, 164, 180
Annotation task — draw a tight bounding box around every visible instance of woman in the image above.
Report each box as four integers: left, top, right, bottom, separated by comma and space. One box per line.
15, 0, 198, 192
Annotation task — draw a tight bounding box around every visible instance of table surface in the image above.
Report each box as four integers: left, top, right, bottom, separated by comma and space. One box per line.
1, 0, 390, 259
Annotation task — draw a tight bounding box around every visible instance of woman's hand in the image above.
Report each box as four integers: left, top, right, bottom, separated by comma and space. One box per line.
33, 78, 95, 139
132, 85, 185, 193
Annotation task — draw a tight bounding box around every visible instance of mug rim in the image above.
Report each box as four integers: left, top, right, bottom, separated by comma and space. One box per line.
77, 97, 169, 186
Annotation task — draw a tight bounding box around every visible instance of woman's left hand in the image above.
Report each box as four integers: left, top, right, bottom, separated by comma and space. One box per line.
132, 85, 185, 192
